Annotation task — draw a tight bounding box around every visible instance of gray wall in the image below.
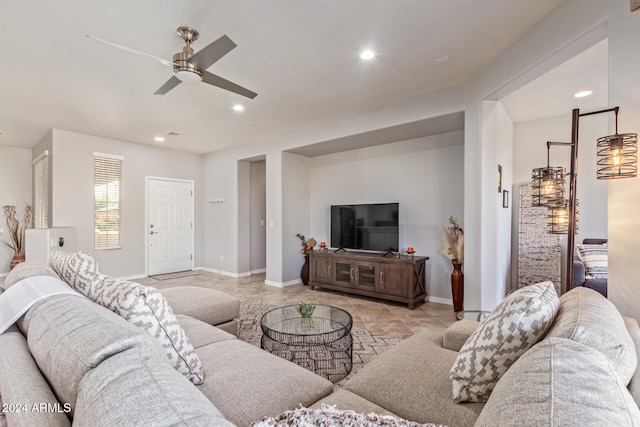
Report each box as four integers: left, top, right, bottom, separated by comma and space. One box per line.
49, 129, 202, 278
308, 131, 464, 303
250, 160, 266, 272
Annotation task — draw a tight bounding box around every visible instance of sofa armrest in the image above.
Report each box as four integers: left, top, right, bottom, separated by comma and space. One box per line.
573, 259, 586, 288
442, 320, 480, 352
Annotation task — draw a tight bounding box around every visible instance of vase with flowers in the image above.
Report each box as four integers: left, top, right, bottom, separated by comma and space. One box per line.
3, 204, 32, 270
440, 216, 464, 312
296, 233, 316, 286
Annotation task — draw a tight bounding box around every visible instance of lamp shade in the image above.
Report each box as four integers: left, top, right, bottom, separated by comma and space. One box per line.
531, 167, 566, 207
547, 199, 579, 235
596, 133, 638, 179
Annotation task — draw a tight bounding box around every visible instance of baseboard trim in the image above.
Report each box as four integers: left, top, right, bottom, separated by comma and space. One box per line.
427, 295, 453, 306
250, 268, 266, 275
264, 278, 301, 288
196, 266, 251, 278
119, 274, 147, 281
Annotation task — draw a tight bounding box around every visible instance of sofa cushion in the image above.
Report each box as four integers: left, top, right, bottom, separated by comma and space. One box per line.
25, 295, 162, 416
194, 339, 334, 427
344, 328, 484, 427
0, 330, 71, 427
74, 346, 233, 427
159, 286, 240, 327
94, 276, 205, 385
475, 338, 640, 426
176, 314, 237, 349
3, 262, 61, 289
442, 320, 480, 352
545, 286, 637, 385
310, 388, 396, 417
576, 243, 608, 279
450, 281, 559, 403
625, 317, 640, 407
49, 251, 101, 297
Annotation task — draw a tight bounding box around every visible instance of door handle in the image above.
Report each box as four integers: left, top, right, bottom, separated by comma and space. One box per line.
150, 231, 159, 235
380, 272, 384, 284
350, 268, 354, 279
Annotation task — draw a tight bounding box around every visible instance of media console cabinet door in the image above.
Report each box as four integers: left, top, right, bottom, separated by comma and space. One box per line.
310, 255, 332, 284
379, 262, 408, 297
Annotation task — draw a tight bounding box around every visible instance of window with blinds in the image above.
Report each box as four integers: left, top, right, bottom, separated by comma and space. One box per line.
33, 151, 49, 228
94, 153, 123, 250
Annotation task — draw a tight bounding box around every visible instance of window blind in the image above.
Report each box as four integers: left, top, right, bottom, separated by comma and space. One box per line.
93, 153, 122, 250
33, 151, 48, 228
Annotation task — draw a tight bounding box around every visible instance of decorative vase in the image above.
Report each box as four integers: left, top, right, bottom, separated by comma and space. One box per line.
451, 261, 464, 313
301, 255, 310, 286
9, 253, 26, 270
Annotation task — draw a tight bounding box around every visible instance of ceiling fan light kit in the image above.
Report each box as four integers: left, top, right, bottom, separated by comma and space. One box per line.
88, 26, 257, 98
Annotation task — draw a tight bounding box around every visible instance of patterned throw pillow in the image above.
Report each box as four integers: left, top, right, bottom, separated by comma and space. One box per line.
449, 281, 559, 403
576, 244, 608, 279
94, 276, 205, 385
50, 251, 205, 385
50, 250, 101, 297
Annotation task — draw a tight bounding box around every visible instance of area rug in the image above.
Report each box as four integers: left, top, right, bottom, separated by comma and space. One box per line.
238, 300, 400, 386
150, 270, 202, 281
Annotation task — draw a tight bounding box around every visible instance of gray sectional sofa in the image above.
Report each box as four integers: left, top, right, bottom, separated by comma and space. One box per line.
1, 261, 640, 426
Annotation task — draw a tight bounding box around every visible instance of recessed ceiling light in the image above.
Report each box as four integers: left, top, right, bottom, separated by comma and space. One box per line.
435, 56, 451, 64
154, 136, 165, 142
233, 104, 245, 112
574, 90, 593, 98
360, 49, 375, 60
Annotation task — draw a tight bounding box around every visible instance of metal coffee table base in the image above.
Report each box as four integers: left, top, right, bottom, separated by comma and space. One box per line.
261, 333, 353, 383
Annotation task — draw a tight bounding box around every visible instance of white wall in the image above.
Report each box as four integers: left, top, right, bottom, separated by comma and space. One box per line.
49, 129, 203, 278
0, 146, 32, 274
462, 0, 640, 317
308, 131, 464, 303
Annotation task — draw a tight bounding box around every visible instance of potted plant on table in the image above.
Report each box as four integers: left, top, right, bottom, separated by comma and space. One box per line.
441, 216, 464, 313
3, 204, 32, 270
296, 233, 316, 286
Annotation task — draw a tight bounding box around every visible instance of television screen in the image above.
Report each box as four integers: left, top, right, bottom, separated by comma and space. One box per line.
331, 203, 399, 252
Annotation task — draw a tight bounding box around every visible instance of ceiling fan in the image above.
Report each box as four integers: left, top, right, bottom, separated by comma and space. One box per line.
87, 26, 257, 98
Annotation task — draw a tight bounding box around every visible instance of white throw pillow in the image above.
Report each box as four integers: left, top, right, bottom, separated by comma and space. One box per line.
93, 275, 205, 385
50, 250, 101, 297
450, 281, 559, 403
51, 251, 205, 385
576, 243, 608, 279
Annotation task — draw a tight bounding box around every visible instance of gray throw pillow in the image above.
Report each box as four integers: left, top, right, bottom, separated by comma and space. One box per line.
450, 281, 559, 403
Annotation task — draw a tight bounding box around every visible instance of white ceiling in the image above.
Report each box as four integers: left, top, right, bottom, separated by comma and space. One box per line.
0, 0, 568, 154
502, 39, 608, 123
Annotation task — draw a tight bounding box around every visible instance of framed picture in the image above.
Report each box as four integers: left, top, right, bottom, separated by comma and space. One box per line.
498, 164, 503, 193
503, 190, 509, 208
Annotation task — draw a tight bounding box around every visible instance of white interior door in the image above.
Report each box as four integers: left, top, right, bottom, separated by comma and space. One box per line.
147, 178, 194, 275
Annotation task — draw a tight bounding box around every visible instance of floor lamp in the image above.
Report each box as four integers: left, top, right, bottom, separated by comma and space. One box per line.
532, 107, 637, 293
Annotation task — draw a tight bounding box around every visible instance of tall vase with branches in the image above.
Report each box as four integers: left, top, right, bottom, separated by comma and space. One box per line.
441, 216, 464, 312
3, 204, 32, 269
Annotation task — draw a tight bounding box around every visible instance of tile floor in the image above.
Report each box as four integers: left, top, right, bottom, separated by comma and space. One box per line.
136, 271, 457, 339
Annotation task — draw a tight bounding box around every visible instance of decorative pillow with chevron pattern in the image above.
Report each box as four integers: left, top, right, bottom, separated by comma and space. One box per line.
50, 250, 101, 297
94, 276, 205, 384
449, 281, 559, 403
50, 250, 205, 385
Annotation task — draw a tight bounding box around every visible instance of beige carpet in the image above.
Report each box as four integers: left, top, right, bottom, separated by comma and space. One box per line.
237, 300, 400, 385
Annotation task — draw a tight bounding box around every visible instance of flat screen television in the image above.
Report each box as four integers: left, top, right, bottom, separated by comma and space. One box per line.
331, 203, 399, 252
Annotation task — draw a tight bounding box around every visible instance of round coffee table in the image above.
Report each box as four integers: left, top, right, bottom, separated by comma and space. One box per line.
260, 304, 353, 382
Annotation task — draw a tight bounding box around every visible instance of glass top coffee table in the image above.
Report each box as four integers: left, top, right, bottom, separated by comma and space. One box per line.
260, 304, 353, 382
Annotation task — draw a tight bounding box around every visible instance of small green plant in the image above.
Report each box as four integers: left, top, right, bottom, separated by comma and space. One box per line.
294, 302, 316, 318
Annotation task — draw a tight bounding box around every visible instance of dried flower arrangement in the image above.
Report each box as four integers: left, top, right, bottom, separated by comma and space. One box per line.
440, 216, 464, 264
296, 233, 317, 255
3, 204, 32, 255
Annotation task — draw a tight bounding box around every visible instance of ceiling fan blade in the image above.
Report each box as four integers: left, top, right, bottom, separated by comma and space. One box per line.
202, 71, 258, 99
86, 35, 174, 67
188, 35, 237, 70
154, 76, 182, 95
